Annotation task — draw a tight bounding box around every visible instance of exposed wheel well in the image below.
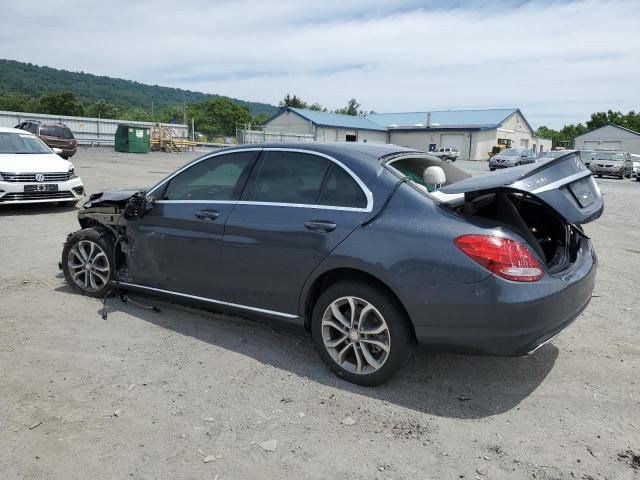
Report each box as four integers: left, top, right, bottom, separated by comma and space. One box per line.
303, 268, 416, 340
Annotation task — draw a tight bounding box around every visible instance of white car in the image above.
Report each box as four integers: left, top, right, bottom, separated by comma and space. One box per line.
631, 154, 640, 178
0, 127, 84, 205
433, 146, 460, 161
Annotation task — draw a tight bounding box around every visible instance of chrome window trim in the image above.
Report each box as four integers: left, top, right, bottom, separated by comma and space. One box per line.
116, 282, 299, 319
147, 147, 373, 213
154, 199, 369, 212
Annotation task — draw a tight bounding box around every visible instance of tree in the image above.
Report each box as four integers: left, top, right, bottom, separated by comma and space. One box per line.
189, 97, 251, 137
586, 110, 640, 132
84, 99, 122, 119
334, 98, 362, 116
278, 93, 307, 109
37, 91, 83, 116
307, 102, 327, 112
0, 89, 39, 112
252, 112, 270, 125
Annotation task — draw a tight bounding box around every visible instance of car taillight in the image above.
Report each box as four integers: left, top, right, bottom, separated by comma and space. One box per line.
454, 234, 543, 282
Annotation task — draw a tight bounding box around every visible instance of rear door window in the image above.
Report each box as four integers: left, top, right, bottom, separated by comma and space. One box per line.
163, 151, 257, 201
247, 151, 330, 205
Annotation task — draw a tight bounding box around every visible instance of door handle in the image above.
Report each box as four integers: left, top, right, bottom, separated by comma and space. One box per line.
195, 209, 220, 221
304, 220, 336, 233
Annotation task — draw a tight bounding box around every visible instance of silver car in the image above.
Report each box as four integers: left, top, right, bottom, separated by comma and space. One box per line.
489, 148, 537, 171
631, 154, 640, 179
589, 151, 633, 179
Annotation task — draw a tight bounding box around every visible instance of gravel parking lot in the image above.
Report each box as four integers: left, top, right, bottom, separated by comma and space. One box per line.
1, 148, 639, 479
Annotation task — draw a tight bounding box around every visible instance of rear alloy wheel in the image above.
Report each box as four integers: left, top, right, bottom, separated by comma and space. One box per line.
311, 281, 413, 386
62, 228, 115, 298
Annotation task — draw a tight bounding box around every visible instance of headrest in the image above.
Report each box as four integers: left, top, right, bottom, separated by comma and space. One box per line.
423, 166, 446, 186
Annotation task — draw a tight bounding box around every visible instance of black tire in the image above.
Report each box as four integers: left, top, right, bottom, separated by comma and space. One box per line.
636, 176, 640, 182
597, 174, 602, 178
61, 228, 116, 298
490, 167, 495, 171
311, 280, 414, 386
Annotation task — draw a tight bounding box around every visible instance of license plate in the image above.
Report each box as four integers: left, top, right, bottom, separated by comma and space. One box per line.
569, 178, 594, 208
24, 184, 58, 192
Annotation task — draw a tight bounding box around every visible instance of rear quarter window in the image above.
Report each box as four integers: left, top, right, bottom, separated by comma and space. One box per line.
318, 165, 367, 208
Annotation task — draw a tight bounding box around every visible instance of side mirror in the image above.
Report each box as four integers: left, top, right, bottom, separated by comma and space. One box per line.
144, 195, 155, 214
124, 191, 153, 219
52, 147, 63, 155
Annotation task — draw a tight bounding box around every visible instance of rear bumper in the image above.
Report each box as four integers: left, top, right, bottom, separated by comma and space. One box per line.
396, 238, 597, 356
0, 177, 84, 204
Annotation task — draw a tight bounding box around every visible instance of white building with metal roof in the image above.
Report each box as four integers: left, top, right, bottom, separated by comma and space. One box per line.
573, 124, 640, 154
265, 107, 388, 144
264, 107, 550, 160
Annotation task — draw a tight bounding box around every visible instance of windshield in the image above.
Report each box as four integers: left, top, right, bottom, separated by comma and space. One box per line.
503, 149, 524, 156
0, 132, 52, 154
40, 125, 74, 139
595, 152, 625, 161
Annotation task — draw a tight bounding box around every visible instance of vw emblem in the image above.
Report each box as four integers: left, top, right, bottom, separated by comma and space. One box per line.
35, 173, 45, 182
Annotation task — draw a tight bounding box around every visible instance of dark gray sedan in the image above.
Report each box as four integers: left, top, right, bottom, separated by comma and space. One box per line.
489, 148, 537, 170
60, 143, 602, 385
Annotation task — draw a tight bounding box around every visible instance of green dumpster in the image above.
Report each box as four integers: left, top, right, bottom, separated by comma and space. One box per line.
114, 124, 150, 153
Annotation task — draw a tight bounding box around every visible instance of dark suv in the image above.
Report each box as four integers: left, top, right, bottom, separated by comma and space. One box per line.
15, 121, 77, 159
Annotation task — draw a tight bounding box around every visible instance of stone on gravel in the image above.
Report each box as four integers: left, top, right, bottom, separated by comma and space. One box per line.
259, 439, 278, 452
341, 416, 356, 426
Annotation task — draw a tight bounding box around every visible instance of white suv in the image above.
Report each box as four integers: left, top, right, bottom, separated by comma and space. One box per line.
433, 146, 460, 161
0, 127, 84, 205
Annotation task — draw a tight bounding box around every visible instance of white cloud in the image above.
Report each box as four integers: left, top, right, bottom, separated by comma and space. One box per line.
1, 0, 638, 127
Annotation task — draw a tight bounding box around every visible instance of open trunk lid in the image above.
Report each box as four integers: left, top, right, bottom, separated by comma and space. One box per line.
440, 152, 603, 224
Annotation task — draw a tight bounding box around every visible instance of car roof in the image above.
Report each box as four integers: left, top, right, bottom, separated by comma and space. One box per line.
218, 142, 418, 159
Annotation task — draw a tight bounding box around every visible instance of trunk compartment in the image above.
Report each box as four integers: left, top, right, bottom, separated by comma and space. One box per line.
458, 191, 583, 273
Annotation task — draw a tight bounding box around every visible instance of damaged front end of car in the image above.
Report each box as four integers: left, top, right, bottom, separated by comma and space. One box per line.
59, 190, 154, 283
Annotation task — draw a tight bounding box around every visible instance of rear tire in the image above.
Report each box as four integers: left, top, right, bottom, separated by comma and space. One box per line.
62, 228, 115, 298
311, 280, 414, 386
490, 167, 495, 171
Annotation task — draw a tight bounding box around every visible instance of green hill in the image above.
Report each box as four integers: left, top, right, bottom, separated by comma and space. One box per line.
0, 58, 277, 117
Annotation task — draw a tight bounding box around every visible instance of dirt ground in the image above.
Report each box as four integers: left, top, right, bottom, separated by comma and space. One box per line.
1, 148, 638, 480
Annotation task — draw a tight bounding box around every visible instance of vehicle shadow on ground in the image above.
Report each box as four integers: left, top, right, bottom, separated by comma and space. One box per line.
96, 292, 558, 420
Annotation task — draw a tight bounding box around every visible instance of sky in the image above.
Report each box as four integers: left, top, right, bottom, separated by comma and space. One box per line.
1, 0, 638, 129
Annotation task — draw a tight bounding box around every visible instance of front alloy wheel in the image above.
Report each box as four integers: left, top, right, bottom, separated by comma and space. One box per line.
67, 240, 111, 293
62, 228, 115, 298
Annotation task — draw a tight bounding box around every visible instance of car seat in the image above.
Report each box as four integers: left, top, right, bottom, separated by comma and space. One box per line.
423, 166, 446, 192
